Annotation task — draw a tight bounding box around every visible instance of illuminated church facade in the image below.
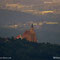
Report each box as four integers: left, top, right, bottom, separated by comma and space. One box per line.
22, 24, 37, 43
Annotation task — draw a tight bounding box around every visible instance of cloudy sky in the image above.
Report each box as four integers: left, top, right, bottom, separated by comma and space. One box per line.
0, 0, 60, 44
0, 0, 60, 11
0, 0, 60, 27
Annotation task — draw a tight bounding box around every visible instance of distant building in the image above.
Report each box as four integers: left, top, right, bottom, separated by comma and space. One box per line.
16, 35, 22, 39
22, 24, 37, 42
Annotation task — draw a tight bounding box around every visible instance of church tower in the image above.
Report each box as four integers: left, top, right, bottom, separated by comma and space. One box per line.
22, 24, 37, 43
30, 24, 37, 42
30, 24, 34, 32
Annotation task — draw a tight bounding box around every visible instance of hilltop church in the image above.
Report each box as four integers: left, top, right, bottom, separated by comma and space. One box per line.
22, 24, 37, 43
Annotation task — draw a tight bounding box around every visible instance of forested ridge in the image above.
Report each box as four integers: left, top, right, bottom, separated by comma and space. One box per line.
0, 37, 60, 60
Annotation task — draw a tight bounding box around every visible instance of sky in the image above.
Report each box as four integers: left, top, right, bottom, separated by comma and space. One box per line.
0, 0, 60, 44
0, 0, 60, 15
0, 0, 60, 10
0, 0, 60, 29
0, 0, 60, 28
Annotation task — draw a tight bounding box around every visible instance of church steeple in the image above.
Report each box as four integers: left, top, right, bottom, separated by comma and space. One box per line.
22, 23, 37, 43
31, 24, 34, 28
30, 24, 34, 31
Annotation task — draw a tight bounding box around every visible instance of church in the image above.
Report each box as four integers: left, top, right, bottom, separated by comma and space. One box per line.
22, 24, 37, 43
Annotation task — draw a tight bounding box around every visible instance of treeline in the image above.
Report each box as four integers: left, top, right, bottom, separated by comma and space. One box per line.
0, 37, 60, 60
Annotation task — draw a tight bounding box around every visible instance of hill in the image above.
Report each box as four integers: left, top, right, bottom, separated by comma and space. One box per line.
0, 38, 60, 60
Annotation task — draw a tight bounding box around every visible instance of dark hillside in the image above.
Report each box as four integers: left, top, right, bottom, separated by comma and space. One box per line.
0, 38, 60, 60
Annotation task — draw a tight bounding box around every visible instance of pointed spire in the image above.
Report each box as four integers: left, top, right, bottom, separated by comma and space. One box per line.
31, 24, 34, 28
